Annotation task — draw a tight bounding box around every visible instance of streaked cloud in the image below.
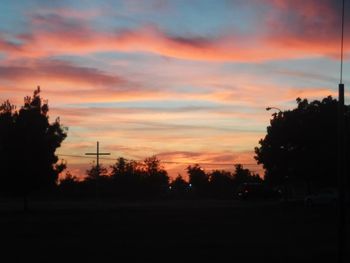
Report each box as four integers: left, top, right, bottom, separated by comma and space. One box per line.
0, 59, 123, 85
1, 0, 347, 178
1, 5, 349, 62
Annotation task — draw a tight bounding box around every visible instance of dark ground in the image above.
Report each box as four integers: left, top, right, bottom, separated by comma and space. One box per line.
1, 199, 349, 263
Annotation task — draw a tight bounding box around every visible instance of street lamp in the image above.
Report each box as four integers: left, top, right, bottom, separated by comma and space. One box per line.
266, 107, 282, 112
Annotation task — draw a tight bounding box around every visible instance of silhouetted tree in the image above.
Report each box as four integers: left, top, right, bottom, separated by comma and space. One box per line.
187, 164, 209, 197
169, 174, 190, 197
85, 163, 111, 197
60, 171, 79, 185
109, 156, 170, 198
208, 170, 234, 198
58, 171, 81, 197
110, 157, 142, 197
233, 164, 261, 185
171, 174, 188, 190
0, 100, 16, 195
0, 87, 67, 196
86, 163, 108, 180
255, 96, 350, 192
111, 157, 127, 177
142, 156, 169, 196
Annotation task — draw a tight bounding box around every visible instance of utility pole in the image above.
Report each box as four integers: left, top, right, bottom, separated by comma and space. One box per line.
85, 141, 111, 168
85, 141, 110, 199
337, 0, 347, 262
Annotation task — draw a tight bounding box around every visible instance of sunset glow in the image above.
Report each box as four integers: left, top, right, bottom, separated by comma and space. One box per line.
1, 0, 349, 179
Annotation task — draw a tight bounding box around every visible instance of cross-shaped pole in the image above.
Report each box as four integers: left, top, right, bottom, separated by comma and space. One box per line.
85, 141, 110, 168
85, 142, 110, 199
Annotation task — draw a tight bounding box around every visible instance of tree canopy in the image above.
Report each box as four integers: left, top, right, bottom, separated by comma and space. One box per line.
0, 87, 67, 196
255, 96, 350, 190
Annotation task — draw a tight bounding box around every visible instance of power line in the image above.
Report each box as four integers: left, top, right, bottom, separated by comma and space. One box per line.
56, 153, 260, 166
340, 0, 345, 84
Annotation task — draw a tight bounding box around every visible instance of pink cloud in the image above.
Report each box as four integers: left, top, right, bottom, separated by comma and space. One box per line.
1, 8, 349, 62
264, 0, 349, 57
0, 59, 123, 86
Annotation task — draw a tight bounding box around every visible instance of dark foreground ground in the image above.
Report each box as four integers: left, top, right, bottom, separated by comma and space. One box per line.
1, 199, 349, 263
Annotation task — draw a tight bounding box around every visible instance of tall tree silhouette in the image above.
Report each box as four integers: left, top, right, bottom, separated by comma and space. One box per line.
208, 170, 234, 198
169, 174, 189, 196
142, 156, 169, 196
255, 96, 350, 192
110, 157, 141, 197
0, 87, 67, 196
187, 164, 209, 197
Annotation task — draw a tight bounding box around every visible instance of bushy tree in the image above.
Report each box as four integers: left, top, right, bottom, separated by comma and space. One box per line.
186, 164, 260, 198
110, 157, 142, 197
187, 164, 209, 196
0, 87, 67, 196
233, 164, 262, 185
86, 163, 108, 180
60, 171, 79, 185
208, 170, 234, 198
255, 96, 350, 191
110, 156, 170, 197
142, 156, 169, 196
58, 171, 80, 197
171, 175, 188, 190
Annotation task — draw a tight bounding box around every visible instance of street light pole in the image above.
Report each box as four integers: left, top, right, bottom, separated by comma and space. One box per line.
266, 106, 290, 201
337, 1, 346, 262
338, 83, 346, 263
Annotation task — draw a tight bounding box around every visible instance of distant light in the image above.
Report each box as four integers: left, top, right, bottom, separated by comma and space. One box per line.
169, 186, 172, 190
189, 184, 192, 187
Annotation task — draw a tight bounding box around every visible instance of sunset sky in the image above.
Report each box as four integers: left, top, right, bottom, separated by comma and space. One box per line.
1, 0, 349, 179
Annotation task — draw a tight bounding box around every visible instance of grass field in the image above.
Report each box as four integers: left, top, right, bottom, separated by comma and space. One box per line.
1, 199, 349, 262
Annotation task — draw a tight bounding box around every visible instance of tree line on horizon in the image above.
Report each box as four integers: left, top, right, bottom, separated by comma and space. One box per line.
59, 158, 262, 199
0, 88, 349, 200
